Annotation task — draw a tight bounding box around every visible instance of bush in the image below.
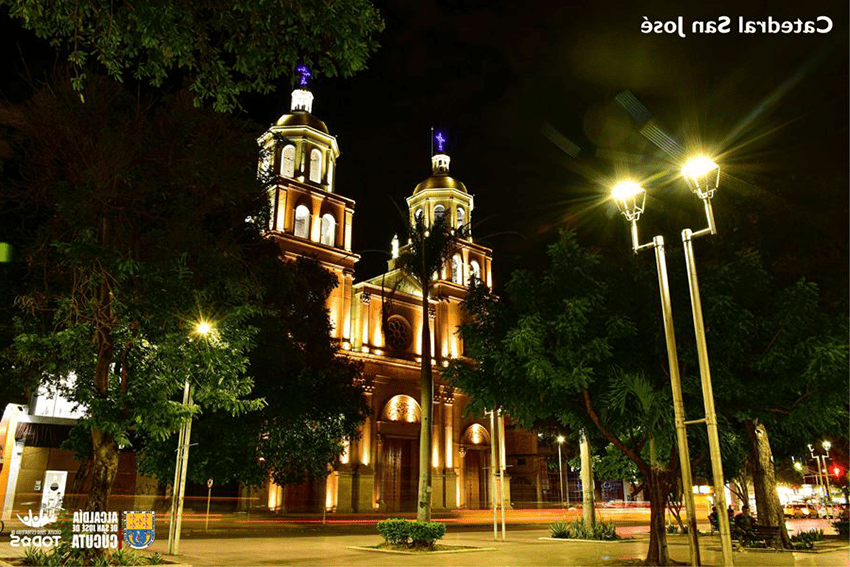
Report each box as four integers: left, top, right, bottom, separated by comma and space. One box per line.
376, 518, 446, 549
549, 519, 620, 540
550, 520, 569, 538
790, 528, 824, 548
833, 519, 850, 539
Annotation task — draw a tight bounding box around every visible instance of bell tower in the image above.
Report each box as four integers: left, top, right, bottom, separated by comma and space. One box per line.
258, 65, 358, 343
404, 131, 492, 289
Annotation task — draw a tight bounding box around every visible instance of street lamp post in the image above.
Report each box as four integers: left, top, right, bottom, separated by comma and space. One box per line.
822, 442, 833, 518
679, 157, 734, 566
810, 441, 833, 518
166, 320, 213, 556
611, 181, 702, 567
557, 435, 566, 507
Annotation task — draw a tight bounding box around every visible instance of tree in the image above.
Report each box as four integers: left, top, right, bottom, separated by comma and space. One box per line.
137, 257, 367, 491
449, 230, 684, 565
393, 214, 465, 522
685, 247, 849, 548
2, 77, 353, 514
1, 0, 384, 111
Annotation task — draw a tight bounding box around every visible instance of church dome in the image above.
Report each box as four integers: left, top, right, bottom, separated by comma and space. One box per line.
275, 110, 330, 135
413, 173, 468, 194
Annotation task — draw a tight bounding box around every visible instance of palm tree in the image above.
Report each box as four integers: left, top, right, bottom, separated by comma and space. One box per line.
395, 213, 464, 521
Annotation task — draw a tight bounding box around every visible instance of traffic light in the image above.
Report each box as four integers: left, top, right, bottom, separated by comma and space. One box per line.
833, 465, 843, 478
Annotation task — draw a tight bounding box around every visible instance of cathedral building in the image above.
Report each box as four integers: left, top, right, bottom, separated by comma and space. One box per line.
259, 84, 543, 513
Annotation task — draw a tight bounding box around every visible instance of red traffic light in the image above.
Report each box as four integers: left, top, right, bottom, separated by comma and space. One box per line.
833, 466, 843, 477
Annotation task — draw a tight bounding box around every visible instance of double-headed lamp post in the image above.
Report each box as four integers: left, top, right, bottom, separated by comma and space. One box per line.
557, 435, 567, 507
808, 441, 833, 517
612, 156, 734, 567
167, 320, 213, 556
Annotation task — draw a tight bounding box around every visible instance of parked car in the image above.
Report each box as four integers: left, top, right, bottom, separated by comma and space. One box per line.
783, 503, 820, 518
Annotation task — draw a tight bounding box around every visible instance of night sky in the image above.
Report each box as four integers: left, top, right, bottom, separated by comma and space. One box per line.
3, 0, 848, 286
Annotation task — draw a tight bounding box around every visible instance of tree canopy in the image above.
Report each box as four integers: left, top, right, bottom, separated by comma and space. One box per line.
1, 76, 365, 509
1, 0, 384, 110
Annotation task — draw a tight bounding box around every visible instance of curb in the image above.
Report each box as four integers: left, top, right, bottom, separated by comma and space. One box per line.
347, 545, 495, 555
537, 537, 635, 544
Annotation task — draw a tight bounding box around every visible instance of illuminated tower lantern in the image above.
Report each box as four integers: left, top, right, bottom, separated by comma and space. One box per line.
258, 66, 357, 345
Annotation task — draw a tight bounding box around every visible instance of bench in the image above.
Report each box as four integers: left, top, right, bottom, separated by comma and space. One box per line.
738, 524, 781, 548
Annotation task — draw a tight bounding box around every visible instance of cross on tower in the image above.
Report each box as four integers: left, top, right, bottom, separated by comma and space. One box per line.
295, 64, 312, 86
434, 131, 446, 153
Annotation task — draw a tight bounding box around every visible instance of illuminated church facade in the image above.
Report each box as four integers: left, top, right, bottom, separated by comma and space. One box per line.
258, 85, 544, 512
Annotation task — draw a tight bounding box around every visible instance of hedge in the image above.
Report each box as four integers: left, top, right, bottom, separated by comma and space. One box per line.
377, 519, 447, 548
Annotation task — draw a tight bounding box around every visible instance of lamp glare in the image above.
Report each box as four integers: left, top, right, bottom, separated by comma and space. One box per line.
611, 181, 643, 202
195, 321, 213, 336
556, 435, 565, 444
682, 156, 718, 180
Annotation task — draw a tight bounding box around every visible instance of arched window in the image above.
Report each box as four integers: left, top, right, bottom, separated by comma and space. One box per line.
309, 149, 322, 183
415, 209, 424, 226
320, 213, 336, 246
294, 205, 310, 238
469, 260, 481, 283
282, 145, 296, 178
457, 207, 465, 229
461, 423, 491, 446
383, 395, 421, 423
451, 255, 462, 284
433, 205, 446, 225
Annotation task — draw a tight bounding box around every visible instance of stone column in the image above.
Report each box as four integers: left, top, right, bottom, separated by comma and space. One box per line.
359, 291, 371, 349
375, 433, 385, 511
442, 387, 457, 509
355, 383, 375, 512
336, 467, 354, 513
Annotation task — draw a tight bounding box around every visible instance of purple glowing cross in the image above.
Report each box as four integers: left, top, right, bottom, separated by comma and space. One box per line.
295, 64, 312, 86
434, 131, 446, 153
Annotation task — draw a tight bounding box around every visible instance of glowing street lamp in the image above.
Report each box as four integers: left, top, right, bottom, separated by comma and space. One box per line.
611, 181, 702, 566
556, 435, 567, 507
195, 320, 213, 336
677, 156, 734, 565
611, 155, 734, 567
167, 319, 214, 556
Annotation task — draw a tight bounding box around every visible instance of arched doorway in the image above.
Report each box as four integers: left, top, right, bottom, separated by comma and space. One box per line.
378, 395, 421, 512
460, 423, 491, 509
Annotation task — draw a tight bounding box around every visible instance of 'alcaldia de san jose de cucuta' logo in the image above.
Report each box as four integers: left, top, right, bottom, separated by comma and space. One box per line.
122, 511, 155, 550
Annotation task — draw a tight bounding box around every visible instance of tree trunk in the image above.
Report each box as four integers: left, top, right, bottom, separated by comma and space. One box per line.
416, 290, 433, 522
86, 427, 119, 512
745, 419, 791, 549
645, 469, 671, 566
68, 458, 92, 509
579, 431, 595, 526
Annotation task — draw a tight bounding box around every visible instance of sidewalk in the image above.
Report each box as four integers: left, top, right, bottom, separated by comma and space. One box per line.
143, 527, 849, 566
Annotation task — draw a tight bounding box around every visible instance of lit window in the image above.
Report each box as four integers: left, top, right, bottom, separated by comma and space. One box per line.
282, 145, 295, 177
415, 209, 424, 226
33, 374, 84, 419
433, 205, 446, 225
309, 149, 322, 183
382, 395, 421, 423
469, 260, 481, 283
452, 255, 462, 284
457, 207, 465, 229
294, 205, 310, 238
320, 213, 336, 246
